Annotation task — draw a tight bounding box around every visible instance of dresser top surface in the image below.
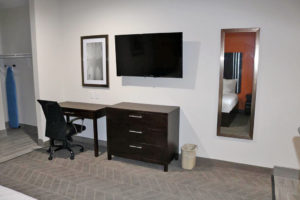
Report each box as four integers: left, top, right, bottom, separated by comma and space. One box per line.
109, 102, 179, 113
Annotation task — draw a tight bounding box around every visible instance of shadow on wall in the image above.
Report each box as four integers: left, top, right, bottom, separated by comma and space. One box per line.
293, 136, 300, 169
180, 110, 208, 158
122, 41, 201, 89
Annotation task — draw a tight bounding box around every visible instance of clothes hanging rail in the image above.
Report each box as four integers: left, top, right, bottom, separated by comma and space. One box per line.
3, 64, 16, 68
0, 53, 32, 59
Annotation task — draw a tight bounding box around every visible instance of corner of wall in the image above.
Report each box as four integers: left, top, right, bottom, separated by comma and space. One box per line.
29, 0, 46, 142
0, 79, 6, 130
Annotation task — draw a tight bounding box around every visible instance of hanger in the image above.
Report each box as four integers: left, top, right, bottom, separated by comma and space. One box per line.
4, 64, 16, 68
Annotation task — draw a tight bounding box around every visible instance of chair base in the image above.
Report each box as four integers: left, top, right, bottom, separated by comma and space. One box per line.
48, 139, 84, 160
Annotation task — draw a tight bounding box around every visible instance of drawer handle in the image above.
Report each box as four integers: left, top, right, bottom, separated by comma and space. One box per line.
129, 130, 143, 134
129, 145, 142, 149
128, 115, 143, 119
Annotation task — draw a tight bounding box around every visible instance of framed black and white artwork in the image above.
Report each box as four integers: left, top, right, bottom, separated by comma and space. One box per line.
81, 35, 109, 87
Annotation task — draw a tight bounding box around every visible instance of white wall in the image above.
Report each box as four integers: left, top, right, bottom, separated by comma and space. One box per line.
0, 2, 36, 126
29, 0, 64, 141
31, 0, 300, 169
0, 5, 32, 54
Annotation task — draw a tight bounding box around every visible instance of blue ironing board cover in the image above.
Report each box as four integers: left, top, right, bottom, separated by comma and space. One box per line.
5, 66, 19, 128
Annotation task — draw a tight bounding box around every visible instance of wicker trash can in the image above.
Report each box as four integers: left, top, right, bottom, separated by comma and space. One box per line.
181, 144, 197, 170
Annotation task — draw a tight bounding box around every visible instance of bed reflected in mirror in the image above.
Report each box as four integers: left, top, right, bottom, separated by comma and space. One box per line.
217, 28, 260, 139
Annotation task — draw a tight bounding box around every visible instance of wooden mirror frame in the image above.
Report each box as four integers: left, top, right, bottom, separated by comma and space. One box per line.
217, 28, 260, 140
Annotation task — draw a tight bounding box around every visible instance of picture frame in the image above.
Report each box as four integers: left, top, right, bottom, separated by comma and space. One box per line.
81, 35, 109, 87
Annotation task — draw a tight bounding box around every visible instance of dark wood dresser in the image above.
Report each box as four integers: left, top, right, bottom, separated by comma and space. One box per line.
106, 102, 180, 172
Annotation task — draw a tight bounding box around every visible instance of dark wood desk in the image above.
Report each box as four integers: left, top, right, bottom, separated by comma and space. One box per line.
60, 101, 107, 157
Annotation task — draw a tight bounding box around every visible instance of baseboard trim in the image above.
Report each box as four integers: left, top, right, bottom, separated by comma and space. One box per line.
272, 166, 300, 200
38, 139, 49, 147
5, 122, 37, 130
273, 166, 300, 179
20, 123, 37, 128
0, 129, 7, 135
195, 157, 272, 175
1, 123, 273, 174
73, 136, 107, 147
73, 136, 271, 174
38, 136, 107, 148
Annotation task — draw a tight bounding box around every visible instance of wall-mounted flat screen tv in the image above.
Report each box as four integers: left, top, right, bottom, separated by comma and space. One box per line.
115, 32, 182, 78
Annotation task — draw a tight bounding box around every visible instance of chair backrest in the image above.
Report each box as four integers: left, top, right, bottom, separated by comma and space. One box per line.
37, 100, 67, 140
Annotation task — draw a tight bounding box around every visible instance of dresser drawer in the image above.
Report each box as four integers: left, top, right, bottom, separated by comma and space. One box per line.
109, 142, 164, 162
106, 108, 167, 129
62, 108, 94, 118
107, 121, 166, 146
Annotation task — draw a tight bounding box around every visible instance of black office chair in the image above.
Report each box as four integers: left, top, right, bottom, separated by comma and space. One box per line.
245, 94, 252, 115
37, 100, 86, 160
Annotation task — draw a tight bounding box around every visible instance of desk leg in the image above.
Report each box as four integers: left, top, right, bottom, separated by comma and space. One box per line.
93, 118, 99, 157
164, 164, 168, 172
66, 115, 70, 123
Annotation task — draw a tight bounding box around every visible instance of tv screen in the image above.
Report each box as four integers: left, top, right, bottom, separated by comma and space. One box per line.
115, 32, 182, 78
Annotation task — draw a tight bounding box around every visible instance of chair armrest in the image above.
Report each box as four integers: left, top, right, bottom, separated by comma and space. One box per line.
69, 117, 84, 124
68, 117, 85, 133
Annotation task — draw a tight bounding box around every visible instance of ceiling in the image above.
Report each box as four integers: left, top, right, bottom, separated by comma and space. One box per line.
0, 0, 28, 9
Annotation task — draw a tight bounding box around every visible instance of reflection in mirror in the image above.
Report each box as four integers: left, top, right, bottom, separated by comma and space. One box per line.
217, 28, 260, 139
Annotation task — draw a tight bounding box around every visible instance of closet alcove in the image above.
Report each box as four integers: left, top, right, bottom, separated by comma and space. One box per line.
0, 0, 39, 162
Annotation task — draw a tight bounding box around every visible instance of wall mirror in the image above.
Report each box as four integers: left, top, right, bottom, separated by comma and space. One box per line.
217, 28, 260, 139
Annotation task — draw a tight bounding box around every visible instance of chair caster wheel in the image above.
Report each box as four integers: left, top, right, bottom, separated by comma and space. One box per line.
48, 156, 53, 160
80, 148, 84, 152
